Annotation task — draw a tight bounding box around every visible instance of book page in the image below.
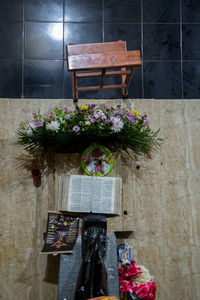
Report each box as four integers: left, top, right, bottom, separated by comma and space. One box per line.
66, 175, 120, 214
91, 177, 115, 213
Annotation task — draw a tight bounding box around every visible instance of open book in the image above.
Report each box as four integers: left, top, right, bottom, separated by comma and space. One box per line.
57, 175, 122, 215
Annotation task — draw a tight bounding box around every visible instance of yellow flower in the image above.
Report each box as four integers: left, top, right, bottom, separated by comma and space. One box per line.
80, 105, 88, 111
130, 109, 139, 118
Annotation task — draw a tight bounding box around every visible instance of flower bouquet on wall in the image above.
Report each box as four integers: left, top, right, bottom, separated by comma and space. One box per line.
17, 104, 162, 157
119, 262, 156, 300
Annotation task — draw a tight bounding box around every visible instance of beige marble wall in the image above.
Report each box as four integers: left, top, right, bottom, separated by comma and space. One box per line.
0, 99, 199, 300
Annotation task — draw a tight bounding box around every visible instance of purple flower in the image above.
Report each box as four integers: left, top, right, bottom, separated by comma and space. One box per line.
129, 114, 136, 123
34, 121, 43, 128
144, 119, 149, 126
116, 104, 121, 108
88, 104, 95, 109
126, 112, 130, 117
88, 114, 96, 123
63, 107, 69, 111
116, 110, 122, 115
129, 116, 135, 123
110, 115, 115, 122
65, 114, 70, 120
104, 119, 111, 124
73, 125, 80, 132
91, 118, 96, 123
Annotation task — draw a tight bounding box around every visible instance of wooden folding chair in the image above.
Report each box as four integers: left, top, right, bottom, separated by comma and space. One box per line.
66, 41, 141, 103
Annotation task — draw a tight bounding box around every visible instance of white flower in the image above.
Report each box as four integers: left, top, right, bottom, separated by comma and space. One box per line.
26, 122, 36, 135
111, 117, 124, 132
85, 121, 91, 126
46, 120, 60, 132
134, 265, 153, 284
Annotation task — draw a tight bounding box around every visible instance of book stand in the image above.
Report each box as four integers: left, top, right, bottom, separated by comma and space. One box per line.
66, 41, 142, 103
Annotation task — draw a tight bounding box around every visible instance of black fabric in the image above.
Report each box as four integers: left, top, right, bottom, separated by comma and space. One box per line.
75, 214, 108, 300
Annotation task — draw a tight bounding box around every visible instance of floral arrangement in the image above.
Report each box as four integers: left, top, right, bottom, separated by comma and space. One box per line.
17, 104, 161, 156
119, 262, 156, 300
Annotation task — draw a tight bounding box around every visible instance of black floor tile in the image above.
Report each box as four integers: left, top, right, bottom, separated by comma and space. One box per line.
143, 61, 182, 98
64, 0, 102, 22
143, 0, 180, 23
64, 67, 72, 99
103, 67, 142, 99
0, 0, 23, 21
0, 21, 22, 59
104, 0, 141, 23
182, 0, 200, 23
25, 0, 63, 21
183, 61, 200, 98
183, 25, 200, 60
64, 23, 102, 47
143, 24, 180, 60
25, 22, 63, 59
64, 68, 104, 98
78, 80, 105, 99
104, 24, 141, 51
24, 60, 63, 98
128, 67, 142, 98
0, 60, 22, 97
104, 67, 142, 99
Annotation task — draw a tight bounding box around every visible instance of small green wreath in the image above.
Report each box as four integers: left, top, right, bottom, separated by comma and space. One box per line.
81, 144, 114, 177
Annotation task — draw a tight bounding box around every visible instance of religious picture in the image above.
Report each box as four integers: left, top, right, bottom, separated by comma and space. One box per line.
41, 212, 79, 254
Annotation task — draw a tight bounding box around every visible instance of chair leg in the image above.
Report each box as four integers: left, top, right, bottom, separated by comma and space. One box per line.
121, 67, 127, 99
123, 67, 135, 98
72, 71, 78, 104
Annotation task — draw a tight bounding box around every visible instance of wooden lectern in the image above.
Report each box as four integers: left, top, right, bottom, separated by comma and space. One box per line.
66, 41, 141, 103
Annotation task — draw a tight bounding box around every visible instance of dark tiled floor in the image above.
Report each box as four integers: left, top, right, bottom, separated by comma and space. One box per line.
65, 0, 102, 22
25, 22, 63, 59
182, 24, 200, 60
0, 59, 22, 97
143, 24, 180, 60
64, 23, 103, 46
182, 0, 200, 23
24, 60, 63, 98
0, 0, 23, 21
104, 0, 141, 23
0, 0, 200, 98
104, 24, 141, 51
0, 21, 23, 59
25, 0, 63, 22
183, 62, 200, 98
143, 0, 180, 23
143, 61, 182, 99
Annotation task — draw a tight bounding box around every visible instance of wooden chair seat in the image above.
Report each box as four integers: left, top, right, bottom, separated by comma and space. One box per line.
66, 41, 142, 103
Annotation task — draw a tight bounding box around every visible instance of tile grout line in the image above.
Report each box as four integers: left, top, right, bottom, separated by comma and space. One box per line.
22, 0, 25, 98
102, 0, 104, 98
180, 0, 184, 99
102, 0, 104, 42
141, 0, 144, 98
62, 0, 65, 99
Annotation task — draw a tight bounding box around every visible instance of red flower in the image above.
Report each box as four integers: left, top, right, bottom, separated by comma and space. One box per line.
119, 280, 130, 293
132, 280, 156, 300
118, 261, 141, 281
